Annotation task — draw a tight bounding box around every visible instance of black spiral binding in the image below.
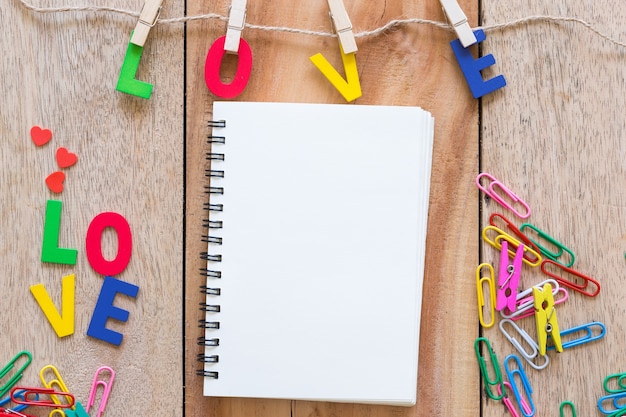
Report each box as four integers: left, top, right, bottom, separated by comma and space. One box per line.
196, 119, 226, 380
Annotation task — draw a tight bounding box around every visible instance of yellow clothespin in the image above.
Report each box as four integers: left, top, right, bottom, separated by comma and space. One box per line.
130, 0, 163, 47
533, 282, 562, 355
439, 0, 477, 47
327, 0, 357, 54
224, 0, 247, 53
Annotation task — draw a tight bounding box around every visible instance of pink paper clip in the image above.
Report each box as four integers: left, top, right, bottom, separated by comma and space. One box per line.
476, 173, 531, 219
87, 366, 115, 417
496, 240, 524, 312
497, 381, 534, 417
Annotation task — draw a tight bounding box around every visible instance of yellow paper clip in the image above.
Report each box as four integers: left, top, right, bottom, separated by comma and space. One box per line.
476, 263, 496, 328
130, 0, 163, 47
40, 365, 74, 410
482, 225, 542, 267
533, 282, 562, 355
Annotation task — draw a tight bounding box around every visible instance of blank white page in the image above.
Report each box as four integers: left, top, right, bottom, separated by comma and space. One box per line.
202, 101, 434, 406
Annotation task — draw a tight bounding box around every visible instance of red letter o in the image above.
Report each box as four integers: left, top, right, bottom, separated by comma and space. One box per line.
204, 35, 253, 98
86, 212, 132, 276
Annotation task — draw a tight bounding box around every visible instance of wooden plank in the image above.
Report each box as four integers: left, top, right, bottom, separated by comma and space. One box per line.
0, 2, 184, 416
184, 1, 479, 416
480, 1, 626, 416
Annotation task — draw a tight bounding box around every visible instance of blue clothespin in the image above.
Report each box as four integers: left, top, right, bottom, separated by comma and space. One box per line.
450, 29, 506, 98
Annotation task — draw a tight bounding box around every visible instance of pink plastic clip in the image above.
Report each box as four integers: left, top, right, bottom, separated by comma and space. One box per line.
498, 381, 534, 417
87, 366, 115, 417
496, 240, 524, 312
476, 173, 531, 219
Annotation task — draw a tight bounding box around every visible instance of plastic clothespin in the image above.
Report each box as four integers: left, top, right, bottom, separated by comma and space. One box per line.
224, 0, 247, 53
327, 0, 357, 54
86, 366, 115, 417
130, 0, 163, 47
496, 240, 524, 312
533, 282, 562, 355
439, 0, 477, 47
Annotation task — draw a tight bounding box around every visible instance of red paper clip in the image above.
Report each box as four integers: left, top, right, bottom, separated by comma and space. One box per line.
489, 213, 540, 254
10, 387, 75, 409
540, 260, 600, 297
0, 408, 37, 417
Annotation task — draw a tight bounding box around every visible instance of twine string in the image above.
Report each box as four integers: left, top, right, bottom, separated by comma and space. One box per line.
17, 0, 626, 48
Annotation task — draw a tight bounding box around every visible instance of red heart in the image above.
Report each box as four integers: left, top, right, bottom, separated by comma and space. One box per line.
45, 171, 65, 194
56, 147, 78, 168
31, 126, 53, 146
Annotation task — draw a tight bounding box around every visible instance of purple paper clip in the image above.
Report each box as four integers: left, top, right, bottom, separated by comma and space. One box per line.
87, 366, 115, 417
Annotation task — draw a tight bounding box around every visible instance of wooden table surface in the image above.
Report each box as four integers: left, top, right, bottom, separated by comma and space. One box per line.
0, 0, 623, 416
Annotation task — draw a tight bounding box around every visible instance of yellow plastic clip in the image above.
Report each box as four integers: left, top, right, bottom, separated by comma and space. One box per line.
40, 365, 74, 410
476, 263, 496, 328
533, 282, 562, 355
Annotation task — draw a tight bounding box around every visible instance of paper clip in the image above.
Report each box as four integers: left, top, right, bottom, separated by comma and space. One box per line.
499, 319, 537, 360
474, 337, 505, 400
496, 240, 524, 312
0, 409, 37, 417
504, 354, 535, 417
482, 226, 542, 267
0, 352, 32, 398
490, 213, 541, 254
0, 389, 36, 413
439, 0, 477, 47
519, 223, 575, 267
476, 263, 496, 328
548, 321, 606, 350
540, 260, 600, 297
327, 0, 357, 54
497, 381, 534, 417
533, 282, 562, 355
476, 173, 531, 219
224, 0, 247, 53
39, 365, 73, 409
130, 0, 163, 47
560, 401, 577, 417
605, 373, 626, 394
598, 391, 626, 415
87, 366, 115, 417
10, 387, 75, 409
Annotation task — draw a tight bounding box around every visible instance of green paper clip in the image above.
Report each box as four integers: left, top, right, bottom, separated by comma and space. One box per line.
520, 223, 575, 267
0, 351, 33, 398
474, 337, 505, 400
605, 372, 626, 394
560, 400, 576, 417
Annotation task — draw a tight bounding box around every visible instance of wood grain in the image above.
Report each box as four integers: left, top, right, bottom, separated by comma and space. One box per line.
480, 1, 626, 416
184, 1, 478, 417
0, 1, 184, 416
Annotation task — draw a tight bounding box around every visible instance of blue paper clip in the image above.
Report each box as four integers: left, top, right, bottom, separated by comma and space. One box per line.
547, 321, 606, 350
0, 352, 33, 398
504, 354, 535, 417
598, 391, 626, 415
0, 388, 36, 412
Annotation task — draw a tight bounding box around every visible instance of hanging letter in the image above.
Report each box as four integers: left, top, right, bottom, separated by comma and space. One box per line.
86, 212, 133, 276
41, 200, 78, 265
30, 274, 75, 338
116, 33, 154, 99
87, 276, 139, 346
450, 29, 506, 99
204, 35, 253, 98
309, 46, 362, 102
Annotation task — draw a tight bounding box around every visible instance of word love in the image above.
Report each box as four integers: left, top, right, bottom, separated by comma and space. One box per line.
30, 200, 139, 346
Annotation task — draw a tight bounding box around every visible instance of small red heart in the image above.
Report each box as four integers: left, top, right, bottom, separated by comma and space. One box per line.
31, 126, 53, 147
45, 171, 65, 194
56, 147, 78, 168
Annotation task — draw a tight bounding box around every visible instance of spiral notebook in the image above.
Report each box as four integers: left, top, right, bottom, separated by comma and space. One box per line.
199, 101, 434, 406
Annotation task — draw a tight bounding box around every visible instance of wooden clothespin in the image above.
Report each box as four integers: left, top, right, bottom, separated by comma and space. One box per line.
224, 0, 247, 54
130, 0, 163, 47
327, 0, 357, 54
439, 0, 477, 48
533, 282, 563, 356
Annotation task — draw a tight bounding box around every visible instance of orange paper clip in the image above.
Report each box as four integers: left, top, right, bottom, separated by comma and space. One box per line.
540, 260, 600, 297
476, 173, 531, 219
10, 386, 75, 409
